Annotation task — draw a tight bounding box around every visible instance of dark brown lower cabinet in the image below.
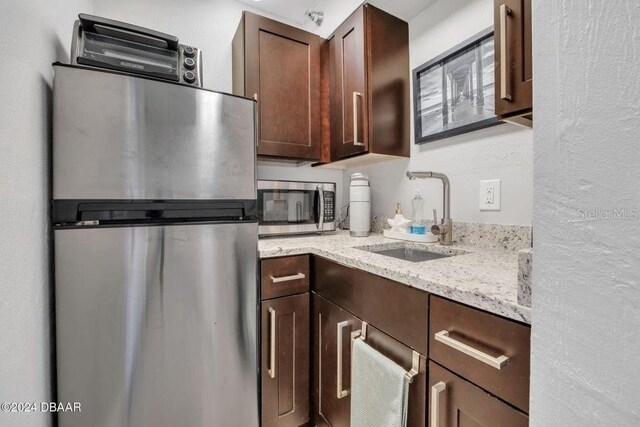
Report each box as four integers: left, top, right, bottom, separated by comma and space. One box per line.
312, 293, 426, 427
261, 293, 310, 427
312, 293, 359, 427
259, 255, 531, 426
429, 362, 528, 427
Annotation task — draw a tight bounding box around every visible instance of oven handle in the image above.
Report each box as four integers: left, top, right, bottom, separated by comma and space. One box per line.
316, 185, 325, 230
78, 13, 179, 50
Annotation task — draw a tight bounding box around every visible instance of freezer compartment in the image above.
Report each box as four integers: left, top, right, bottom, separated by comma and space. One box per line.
53, 64, 256, 201
55, 222, 259, 427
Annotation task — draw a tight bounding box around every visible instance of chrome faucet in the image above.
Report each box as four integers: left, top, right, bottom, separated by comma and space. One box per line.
406, 171, 453, 245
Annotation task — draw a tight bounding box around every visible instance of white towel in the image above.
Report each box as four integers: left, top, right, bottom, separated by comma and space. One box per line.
350, 339, 410, 427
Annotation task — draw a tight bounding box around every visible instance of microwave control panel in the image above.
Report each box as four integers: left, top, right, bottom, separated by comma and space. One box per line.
323, 192, 335, 222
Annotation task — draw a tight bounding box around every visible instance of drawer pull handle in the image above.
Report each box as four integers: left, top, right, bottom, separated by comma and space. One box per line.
269, 273, 306, 283
430, 381, 447, 427
336, 320, 351, 399
434, 330, 509, 370
268, 307, 276, 379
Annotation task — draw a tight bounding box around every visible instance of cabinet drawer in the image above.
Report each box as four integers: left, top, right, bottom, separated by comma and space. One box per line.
429, 296, 530, 413
429, 362, 528, 427
312, 256, 428, 354
261, 255, 309, 300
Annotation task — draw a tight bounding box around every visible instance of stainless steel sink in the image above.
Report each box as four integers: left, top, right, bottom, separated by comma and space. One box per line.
370, 247, 452, 262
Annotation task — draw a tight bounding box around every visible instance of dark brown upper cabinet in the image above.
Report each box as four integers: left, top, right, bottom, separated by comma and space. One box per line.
494, 0, 532, 126
233, 12, 323, 160
327, 4, 410, 165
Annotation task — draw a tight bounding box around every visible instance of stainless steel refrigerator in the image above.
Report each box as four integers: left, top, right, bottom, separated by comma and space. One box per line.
52, 64, 259, 427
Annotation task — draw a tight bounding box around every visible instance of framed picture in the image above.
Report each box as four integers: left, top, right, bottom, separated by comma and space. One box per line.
413, 27, 501, 144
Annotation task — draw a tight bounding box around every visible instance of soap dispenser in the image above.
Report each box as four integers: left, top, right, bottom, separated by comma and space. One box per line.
387, 203, 411, 233
410, 190, 426, 234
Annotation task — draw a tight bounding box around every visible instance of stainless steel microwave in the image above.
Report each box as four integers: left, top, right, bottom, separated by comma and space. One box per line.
258, 180, 336, 236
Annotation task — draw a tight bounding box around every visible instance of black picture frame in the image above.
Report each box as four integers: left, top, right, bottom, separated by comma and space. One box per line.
413, 27, 501, 144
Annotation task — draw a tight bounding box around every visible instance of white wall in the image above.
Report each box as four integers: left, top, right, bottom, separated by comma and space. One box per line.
531, 1, 640, 425
92, 0, 344, 208
0, 1, 93, 426
344, 0, 533, 225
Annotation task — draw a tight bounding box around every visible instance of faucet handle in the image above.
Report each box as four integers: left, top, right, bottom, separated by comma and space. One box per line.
431, 209, 445, 236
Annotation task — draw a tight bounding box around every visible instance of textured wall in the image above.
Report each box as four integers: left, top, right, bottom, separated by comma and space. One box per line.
343, 0, 533, 225
531, 0, 640, 425
0, 1, 93, 426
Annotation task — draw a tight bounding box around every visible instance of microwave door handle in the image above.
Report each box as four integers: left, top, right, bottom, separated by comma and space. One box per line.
316, 186, 325, 230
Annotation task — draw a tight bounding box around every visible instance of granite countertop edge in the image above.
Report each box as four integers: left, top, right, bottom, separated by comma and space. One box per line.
258, 233, 532, 324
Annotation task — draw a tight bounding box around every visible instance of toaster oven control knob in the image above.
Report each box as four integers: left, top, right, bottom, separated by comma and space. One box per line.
183, 46, 195, 58
183, 71, 197, 84
183, 57, 196, 70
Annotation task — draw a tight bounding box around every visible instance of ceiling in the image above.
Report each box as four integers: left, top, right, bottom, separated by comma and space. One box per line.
235, 0, 438, 33
235, 0, 322, 26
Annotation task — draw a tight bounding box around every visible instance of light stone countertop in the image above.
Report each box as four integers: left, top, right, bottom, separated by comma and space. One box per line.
259, 231, 532, 324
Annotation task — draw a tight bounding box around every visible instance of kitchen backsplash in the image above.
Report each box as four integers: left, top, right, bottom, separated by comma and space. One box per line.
371, 215, 532, 251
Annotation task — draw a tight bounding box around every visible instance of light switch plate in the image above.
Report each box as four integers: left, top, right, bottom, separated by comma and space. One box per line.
480, 179, 501, 211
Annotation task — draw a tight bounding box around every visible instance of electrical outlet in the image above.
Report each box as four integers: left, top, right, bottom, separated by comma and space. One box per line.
480, 179, 501, 211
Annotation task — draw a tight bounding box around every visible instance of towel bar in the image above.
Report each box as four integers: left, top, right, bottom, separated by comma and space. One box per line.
351, 321, 421, 384
405, 351, 420, 383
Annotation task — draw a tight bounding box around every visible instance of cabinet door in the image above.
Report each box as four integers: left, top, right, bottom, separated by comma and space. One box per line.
312, 294, 360, 427
244, 12, 322, 160
494, 0, 532, 118
312, 294, 427, 427
330, 6, 368, 160
261, 294, 310, 427
429, 362, 528, 427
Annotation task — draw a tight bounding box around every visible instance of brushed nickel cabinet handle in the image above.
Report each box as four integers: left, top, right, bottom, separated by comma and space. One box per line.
430, 381, 447, 427
353, 91, 364, 146
500, 4, 512, 101
336, 320, 350, 399
269, 273, 306, 283
253, 93, 259, 146
268, 307, 276, 379
434, 330, 509, 369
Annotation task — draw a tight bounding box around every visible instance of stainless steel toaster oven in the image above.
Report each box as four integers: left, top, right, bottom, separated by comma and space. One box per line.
70, 13, 203, 86
258, 180, 336, 236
